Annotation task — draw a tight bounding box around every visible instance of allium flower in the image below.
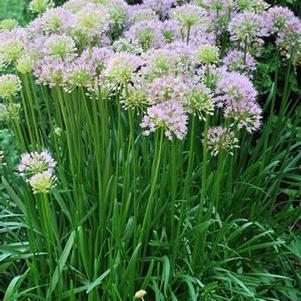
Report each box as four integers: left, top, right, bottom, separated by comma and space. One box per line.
216, 72, 257, 106
144, 75, 189, 105
0, 29, 28, 67
0, 37, 24, 67
43, 34, 76, 59
124, 21, 164, 51
206, 126, 239, 156
18, 150, 57, 194
197, 65, 228, 89
135, 289, 147, 300
170, 5, 207, 28
0, 103, 21, 121
228, 12, 267, 49
164, 41, 196, 73
224, 100, 262, 133
185, 83, 214, 119
263, 6, 295, 34
223, 50, 257, 77
143, 0, 175, 18
63, 59, 96, 91
0, 74, 22, 99
161, 20, 181, 43
199, 0, 234, 10
140, 101, 188, 140
104, 0, 129, 27
275, 16, 301, 65
72, 3, 108, 40
198, 0, 234, 33
29, 171, 57, 194
128, 7, 158, 24
79, 47, 113, 74
29, 0, 55, 14
39, 7, 73, 34
121, 83, 147, 110
53, 127, 62, 137
0, 19, 18, 32
104, 53, 142, 83
16, 54, 35, 74
195, 44, 220, 65
189, 26, 215, 47
113, 38, 143, 55
18, 151, 56, 177
235, 0, 269, 13
141, 48, 181, 79
63, 0, 89, 13
34, 58, 67, 87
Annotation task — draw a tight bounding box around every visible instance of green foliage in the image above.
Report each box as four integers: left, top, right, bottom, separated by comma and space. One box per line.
0, 0, 33, 25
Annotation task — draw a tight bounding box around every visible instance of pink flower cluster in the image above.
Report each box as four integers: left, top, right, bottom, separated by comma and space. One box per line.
141, 101, 188, 140
18, 151, 57, 194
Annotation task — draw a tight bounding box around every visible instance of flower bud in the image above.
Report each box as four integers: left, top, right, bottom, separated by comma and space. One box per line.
0, 19, 18, 32
29, 171, 57, 194
196, 44, 220, 65
29, 0, 54, 14
16, 55, 35, 74
134, 290, 147, 299
0, 74, 22, 99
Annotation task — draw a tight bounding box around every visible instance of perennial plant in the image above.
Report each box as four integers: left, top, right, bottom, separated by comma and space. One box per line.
0, 0, 300, 300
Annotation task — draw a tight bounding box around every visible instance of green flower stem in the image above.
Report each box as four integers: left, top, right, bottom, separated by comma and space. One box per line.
186, 25, 191, 44
201, 115, 210, 201
8, 96, 26, 150
243, 37, 248, 64
280, 60, 292, 116
182, 115, 196, 199
191, 115, 210, 266
22, 74, 42, 146
20, 89, 34, 145
139, 129, 164, 245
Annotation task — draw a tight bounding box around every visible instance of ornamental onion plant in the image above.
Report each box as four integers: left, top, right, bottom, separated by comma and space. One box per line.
0, 0, 300, 300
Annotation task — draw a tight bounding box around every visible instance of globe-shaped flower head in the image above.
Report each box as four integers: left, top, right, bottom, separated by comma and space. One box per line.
0, 74, 22, 100
29, 0, 55, 14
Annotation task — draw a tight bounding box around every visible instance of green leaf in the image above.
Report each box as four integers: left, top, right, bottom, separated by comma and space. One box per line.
47, 230, 76, 298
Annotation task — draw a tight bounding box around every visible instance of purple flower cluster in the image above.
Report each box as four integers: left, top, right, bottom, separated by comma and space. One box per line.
128, 7, 158, 25
124, 21, 164, 51
0, 28, 29, 67
18, 151, 57, 194
144, 75, 189, 105
228, 12, 268, 53
223, 50, 257, 77
104, 52, 143, 84
141, 101, 188, 140
216, 72, 262, 132
143, 0, 175, 19
18, 150, 56, 176
264, 7, 301, 64
206, 126, 239, 156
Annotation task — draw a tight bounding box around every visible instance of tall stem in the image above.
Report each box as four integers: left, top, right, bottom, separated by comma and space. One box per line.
183, 115, 196, 199
186, 25, 191, 45
139, 130, 164, 243
201, 116, 210, 201
280, 60, 292, 115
